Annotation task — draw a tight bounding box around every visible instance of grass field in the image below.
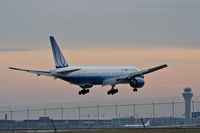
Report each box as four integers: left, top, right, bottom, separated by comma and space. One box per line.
1, 128, 200, 133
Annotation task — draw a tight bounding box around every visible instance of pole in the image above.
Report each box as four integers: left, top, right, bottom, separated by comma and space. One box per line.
172, 102, 175, 118
115, 104, 118, 119
115, 104, 118, 127
97, 104, 99, 127
10, 110, 12, 121
9, 106, 12, 121
44, 108, 46, 129
27, 108, 29, 129
44, 108, 46, 117
61, 106, 64, 129
192, 101, 195, 113
133, 103, 136, 124
152, 103, 155, 118
133, 103, 136, 117
78, 105, 81, 128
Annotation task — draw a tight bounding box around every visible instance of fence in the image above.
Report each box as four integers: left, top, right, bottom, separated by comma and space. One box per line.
0, 96, 200, 130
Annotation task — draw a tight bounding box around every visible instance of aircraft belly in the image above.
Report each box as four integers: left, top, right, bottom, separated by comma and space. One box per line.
118, 79, 129, 84
60, 75, 117, 85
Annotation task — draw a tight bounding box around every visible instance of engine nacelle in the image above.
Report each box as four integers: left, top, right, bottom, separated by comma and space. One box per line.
129, 77, 145, 88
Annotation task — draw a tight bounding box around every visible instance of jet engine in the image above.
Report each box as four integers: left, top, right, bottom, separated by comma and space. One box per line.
129, 77, 145, 88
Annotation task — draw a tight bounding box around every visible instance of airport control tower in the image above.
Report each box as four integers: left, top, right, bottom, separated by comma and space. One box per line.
182, 87, 193, 119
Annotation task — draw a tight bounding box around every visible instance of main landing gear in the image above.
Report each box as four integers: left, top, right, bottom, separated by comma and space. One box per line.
79, 86, 90, 95
79, 89, 89, 95
107, 86, 118, 95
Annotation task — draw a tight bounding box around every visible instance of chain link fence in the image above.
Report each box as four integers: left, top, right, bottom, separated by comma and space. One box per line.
0, 96, 200, 130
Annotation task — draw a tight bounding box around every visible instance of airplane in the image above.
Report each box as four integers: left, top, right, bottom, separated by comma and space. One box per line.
9, 36, 167, 95
122, 120, 150, 128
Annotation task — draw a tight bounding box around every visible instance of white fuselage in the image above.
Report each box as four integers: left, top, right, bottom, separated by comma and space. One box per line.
50, 66, 140, 85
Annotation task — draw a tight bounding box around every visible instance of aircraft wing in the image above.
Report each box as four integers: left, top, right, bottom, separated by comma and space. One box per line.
120, 64, 168, 80
9, 67, 53, 77
102, 64, 167, 86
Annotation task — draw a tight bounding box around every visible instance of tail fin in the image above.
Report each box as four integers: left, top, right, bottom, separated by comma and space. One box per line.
49, 36, 68, 68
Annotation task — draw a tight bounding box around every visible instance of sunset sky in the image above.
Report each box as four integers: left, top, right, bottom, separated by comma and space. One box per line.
0, 0, 199, 106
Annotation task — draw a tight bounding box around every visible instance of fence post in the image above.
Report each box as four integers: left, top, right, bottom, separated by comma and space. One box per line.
133, 103, 136, 117
27, 108, 29, 129
115, 104, 118, 127
61, 106, 64, 129
115, 104, 118, 119
172, 102, 175, 118
192, 101, 195, 113
133, 103, 136, 124
78, 105, 81, 128
152, 103, 155, 118
10, 107, 12, 121
97, 104, 99, 127
44, 108, 46, 129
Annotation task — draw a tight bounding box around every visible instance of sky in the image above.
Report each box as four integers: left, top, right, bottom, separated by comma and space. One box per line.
0, 0, 199, 106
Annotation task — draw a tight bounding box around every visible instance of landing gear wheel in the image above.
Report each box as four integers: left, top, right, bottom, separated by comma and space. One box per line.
133, 88, 137, 92
79, 89, 89, 95
107, 88, 118, 95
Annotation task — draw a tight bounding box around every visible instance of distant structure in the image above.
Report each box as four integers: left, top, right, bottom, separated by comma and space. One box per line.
182, 87, 193, 119
5, 114, 7, 121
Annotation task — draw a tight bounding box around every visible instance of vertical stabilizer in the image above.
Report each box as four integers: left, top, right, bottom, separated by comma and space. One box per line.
49, 36, 68, 68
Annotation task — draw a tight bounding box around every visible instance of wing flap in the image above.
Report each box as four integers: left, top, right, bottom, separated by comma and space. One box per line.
9, 67, 53, 77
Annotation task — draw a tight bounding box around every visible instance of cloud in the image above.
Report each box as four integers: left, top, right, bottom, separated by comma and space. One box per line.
0, 0, 199, 49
